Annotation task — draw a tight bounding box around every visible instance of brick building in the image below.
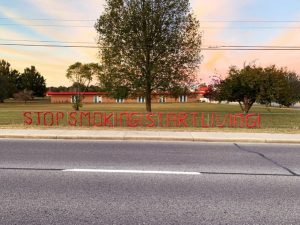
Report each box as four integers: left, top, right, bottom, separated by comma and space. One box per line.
47, 87, 208, 104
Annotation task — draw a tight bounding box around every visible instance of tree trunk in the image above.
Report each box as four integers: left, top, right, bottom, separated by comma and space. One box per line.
239, 98, 254, 114
145, 90, 152, 112
75, 103, 79, 111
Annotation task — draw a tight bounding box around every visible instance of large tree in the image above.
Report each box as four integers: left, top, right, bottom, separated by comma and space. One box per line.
17, 66, 46, 97
95, 0, 202, 112
0, 60, 20, 102
272, 68, 300, 107
66, 62, 101, 111
0, 75, 9, 103
217, 65, 263, 113
216, 64, 300, 113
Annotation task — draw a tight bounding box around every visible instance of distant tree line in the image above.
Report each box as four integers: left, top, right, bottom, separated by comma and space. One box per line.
48, 84, 104, 93
205, 64, 300, 113
0, 59, 46, 103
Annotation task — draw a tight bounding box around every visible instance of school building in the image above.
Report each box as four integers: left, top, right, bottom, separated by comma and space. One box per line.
47, 87, 208, 104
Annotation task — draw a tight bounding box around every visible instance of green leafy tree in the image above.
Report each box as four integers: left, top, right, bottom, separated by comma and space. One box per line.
256, 65, 278, 106
274, 69, 300, 107
0, 75, 9, 103
17, 66, 46, 97
95, 0, 202, 112
47, 86, 69, 92
0, 60, 20, 102
169, 85, 190, 100
217, 65, 263, 113
0, 60, 11, 102
256, 66, 300, 107
66, 62, 101, 111
216, 64, 300, 113
110, 86, 130, 100
87, 85, 104, 92
8, 69, 20, 97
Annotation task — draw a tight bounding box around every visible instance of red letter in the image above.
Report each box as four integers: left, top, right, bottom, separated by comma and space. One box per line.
68, 112, 78, 126
178, 113, 188, 127
210, 113, 216, 128
246, 113, 261, 129
215, 114, 230, 128
80, 112, 91, 126
103, 113, 113, 127
23, 112, 32, 125
118, 113, 128, 127
34, 112, 43, 125
233, 114, 245, 128
93, 112, 103, 127
201, 113, 210, 128
190, 112, 198, 127
127, 113, 142, 127
146, 113, 155, 127
55, 112, 65, 126
157, 113, 164, 127
166, 113, 178, 127
44, 112, 54, 126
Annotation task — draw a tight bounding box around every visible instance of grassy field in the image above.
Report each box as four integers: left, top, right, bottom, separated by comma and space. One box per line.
0, 101, 299, 132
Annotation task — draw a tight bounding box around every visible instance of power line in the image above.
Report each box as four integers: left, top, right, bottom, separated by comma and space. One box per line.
2, 23, 300, 29
0, 17, 95, 21
201, 27, 300, 29
1, 17, 300, 23
2, 43, 300, 50
0, 24, 93, 27
0, 43, 98, 48
3, 40, 300, 49
210, 45, 300, 48
3, 38, 300, 48
202, 48, 300, 50
0, 38, 95, 44
200, 20, 300, 23
3, 39, 300, 49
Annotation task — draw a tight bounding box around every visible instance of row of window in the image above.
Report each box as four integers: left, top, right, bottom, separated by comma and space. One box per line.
71, 96, 188, 104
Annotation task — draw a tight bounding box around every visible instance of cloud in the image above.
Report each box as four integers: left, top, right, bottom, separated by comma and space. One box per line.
1, 0, 299, 87
190, 0, 254, 81
0, 1, 103, 86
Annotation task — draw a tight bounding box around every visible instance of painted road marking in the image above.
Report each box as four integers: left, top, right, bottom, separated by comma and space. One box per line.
63, 169, 201, 175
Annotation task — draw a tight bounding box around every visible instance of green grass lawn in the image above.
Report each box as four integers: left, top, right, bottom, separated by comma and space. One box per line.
0, 101, 299, 132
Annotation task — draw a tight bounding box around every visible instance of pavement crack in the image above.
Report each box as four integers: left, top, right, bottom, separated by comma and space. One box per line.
234, 143, 299, 176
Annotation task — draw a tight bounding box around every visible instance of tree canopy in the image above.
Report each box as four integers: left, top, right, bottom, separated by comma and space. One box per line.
95, 0, 202, 112
17, 66, 46, 97
0, 60, 21, 102
215, 64, 300, 113
66, 62, 101, 110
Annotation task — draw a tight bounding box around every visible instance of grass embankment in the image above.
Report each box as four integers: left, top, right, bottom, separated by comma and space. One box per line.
0, 101, 299, 133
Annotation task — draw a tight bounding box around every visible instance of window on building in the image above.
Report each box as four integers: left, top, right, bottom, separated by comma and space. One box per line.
159, 96, 167, 103
93, 96, 102, 103
137, 96, 145, 103
116, 98, 124, 103
71, 96, 77, 104
179, 95, 188, 103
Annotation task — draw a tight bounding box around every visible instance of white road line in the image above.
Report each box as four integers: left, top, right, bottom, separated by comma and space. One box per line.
63, 169, 201, 175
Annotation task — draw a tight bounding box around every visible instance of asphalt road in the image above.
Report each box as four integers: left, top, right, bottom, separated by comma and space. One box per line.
0, 139, 300, 225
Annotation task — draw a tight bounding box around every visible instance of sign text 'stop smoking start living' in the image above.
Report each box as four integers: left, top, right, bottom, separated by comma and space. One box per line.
23, 111, 261, 128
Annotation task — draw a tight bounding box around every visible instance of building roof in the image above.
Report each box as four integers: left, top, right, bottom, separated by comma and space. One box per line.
47, 89, 207, 96
47, 92, 107, 96
197, 87, 209, 95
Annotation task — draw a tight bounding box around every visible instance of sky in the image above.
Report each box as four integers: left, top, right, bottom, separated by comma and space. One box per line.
1, 0, 300, 86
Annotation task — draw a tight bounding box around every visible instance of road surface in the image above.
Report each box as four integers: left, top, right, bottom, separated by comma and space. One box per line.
0, 139, 299, 225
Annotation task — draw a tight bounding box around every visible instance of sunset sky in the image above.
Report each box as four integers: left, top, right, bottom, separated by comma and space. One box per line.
1, 0, 300, 86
